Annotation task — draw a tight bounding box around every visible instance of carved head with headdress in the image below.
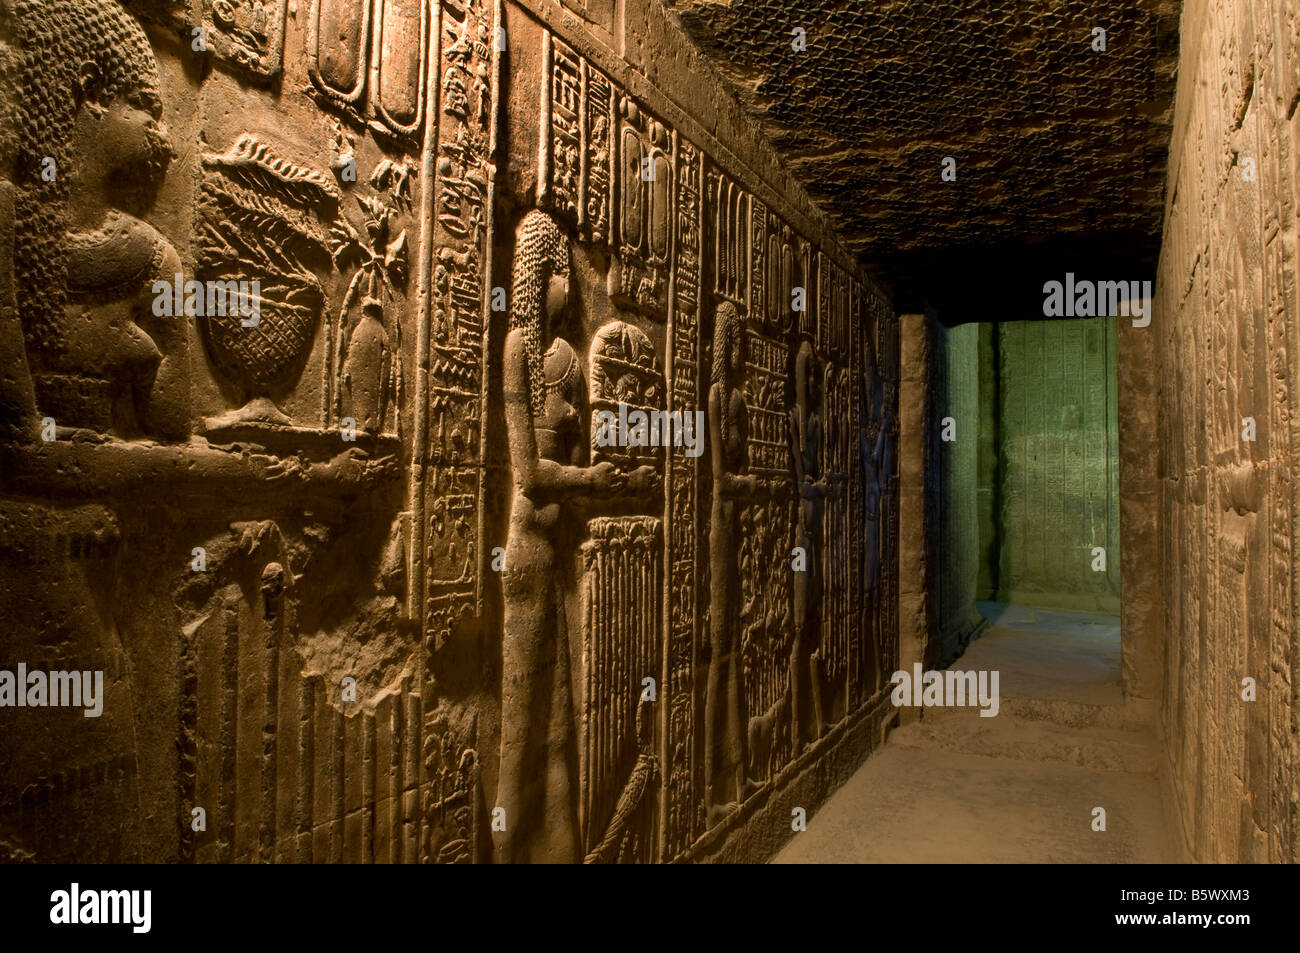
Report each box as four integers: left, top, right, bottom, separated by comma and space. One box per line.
9, 0, 173, 357
711, 299, 744, 441
509, 209, 571, 425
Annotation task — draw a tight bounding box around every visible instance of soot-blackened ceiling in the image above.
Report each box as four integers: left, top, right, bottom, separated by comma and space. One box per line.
666, 0, 1181, 313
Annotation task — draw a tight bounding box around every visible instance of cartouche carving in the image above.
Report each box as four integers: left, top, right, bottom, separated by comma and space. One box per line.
610, 97, 671, 318
309, 0, 431, 141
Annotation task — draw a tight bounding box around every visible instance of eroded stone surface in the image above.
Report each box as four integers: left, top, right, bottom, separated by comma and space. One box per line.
1154, 0, 1300, 865
0, 0, 897, 863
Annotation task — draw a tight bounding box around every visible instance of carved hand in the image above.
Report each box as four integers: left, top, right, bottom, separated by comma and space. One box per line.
625, 464, 661, 496
587, 460, 617, 494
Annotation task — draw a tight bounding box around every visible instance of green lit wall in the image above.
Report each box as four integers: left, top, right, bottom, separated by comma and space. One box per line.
935, 321, 984, 660
996, 317, 1120, 612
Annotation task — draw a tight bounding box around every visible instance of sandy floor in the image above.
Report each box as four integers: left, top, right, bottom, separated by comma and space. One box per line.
774, 604, 1183, 863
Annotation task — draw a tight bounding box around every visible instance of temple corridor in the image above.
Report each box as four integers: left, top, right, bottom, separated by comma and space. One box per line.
1, 0, 1298, 872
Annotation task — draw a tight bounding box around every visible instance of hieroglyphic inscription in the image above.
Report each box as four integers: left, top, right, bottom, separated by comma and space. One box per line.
662, 135, 702, 860
539, 33, 613, 244
422, 712, 479, 863
874, 293, 901, 685
847, 277, 866, 706
745, 329, 789, 477
422, 0, 495, 644
749, 199, 766, 328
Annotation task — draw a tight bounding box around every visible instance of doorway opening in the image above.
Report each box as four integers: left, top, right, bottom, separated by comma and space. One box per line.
932, 316, 1121, 666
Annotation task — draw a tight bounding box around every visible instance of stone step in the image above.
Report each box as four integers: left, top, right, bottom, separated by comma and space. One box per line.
908, 691, 1149, 732
891, 712, 1160, 775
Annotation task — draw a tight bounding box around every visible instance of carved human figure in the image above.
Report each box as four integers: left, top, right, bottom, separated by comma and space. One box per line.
11, 0, 187, 440
705, 300, 760, 824
875, 366, 897, 686
789, 338, 832, 755
860, 336, 886, 693
494, 209, 653, 863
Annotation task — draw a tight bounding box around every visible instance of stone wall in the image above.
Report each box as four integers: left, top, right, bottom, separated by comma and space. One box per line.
934, 320, 982, 661
898, 313, 937, 688
975, 322, 998, 603
0, 0, 896, 863
997, 317, 1120, 613
1155, 0, 1300, 862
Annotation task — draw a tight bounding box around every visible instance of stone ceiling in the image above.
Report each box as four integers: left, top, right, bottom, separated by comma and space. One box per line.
665, 0, 1182, 314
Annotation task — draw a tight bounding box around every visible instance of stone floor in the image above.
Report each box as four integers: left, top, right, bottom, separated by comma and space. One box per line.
774, 603, 1184, 863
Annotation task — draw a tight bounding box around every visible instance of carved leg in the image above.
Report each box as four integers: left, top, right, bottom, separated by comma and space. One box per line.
726, 640, 757, 802
789, 628, 804, 758
707, 655, 738, 826
495, 565, 576, 862
810, 647, 826, 741
790, 545, 810, 757
703, 624, 723, 819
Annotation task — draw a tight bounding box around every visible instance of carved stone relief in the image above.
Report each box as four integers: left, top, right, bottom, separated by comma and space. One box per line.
194, 0, 287, 80
419, 0, 497, 647
0, 0, 896, 867
703, 299, 756, 823
662, 134, 703, 859
10, 0, 188, 441
308, 0, 430, 142
588, 319, 664, 468
610, 97, 671, 317
539, 33, 612, 242
579, 515, 661, 862
495, 208, 658, 862
198, 134, 338, 427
